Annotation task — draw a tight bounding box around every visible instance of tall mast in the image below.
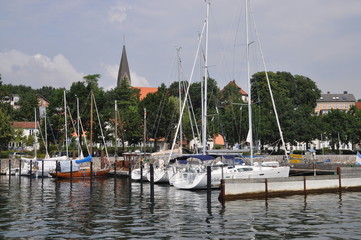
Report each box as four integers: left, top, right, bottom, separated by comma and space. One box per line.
44, 106, 49, 159
202, 0, 210, 155
143, 107, 147, 154
177, 47, 183, 153
90, 90, 93, 156
34, 108, 37, 158
77, 97, 81, 158
115, 100, 118, 159
245, 0, 254, 164
64, 90, 69, 159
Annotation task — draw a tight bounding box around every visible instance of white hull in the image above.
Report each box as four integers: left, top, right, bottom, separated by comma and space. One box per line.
173, 165, 290, 190
131, 168, 149, 181
147, 168, 169, 183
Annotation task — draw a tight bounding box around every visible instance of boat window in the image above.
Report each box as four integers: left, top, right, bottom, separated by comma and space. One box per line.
237, 168, 253, 172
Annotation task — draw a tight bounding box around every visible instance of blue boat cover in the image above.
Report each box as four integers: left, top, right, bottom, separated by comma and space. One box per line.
75, 155, 92, 163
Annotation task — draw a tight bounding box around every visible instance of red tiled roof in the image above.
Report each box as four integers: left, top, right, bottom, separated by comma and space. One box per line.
133, 87, 158, 100
214, 134, 225, 145
355, 102, 361, 109
12, 122, 39, 129
224, 80, 248, 95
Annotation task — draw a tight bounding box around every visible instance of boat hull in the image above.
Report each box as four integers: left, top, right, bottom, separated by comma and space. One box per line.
173, 165, 290, 190
50, 169, 110, 179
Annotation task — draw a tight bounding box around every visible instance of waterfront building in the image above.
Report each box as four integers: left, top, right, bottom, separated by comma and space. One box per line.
315, 91, 356, 115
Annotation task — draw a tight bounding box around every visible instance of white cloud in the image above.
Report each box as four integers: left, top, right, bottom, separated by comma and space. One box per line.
0, 50, 84, 89
108, 5, 128, 24
130, 71, 150, 87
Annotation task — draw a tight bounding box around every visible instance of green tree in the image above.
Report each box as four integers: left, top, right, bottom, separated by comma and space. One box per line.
0, 108, 13, 150
251, 71, 321, 152
107, 78, 141, 150
141, 84, 178, 151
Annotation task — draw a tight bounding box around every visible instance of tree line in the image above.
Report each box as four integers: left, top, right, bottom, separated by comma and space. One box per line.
0, 71, 360, 156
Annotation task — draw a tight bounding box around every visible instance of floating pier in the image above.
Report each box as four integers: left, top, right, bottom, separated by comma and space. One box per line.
219, 167, 361, 201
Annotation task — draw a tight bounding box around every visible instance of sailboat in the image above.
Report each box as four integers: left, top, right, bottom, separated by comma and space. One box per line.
172, 0, 289, 190
49, 90, 110, 179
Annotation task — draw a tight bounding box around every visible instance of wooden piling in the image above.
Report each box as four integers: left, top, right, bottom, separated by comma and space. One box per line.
19, 159, 22, 177
265, 178, 268, 199
207, 166, 211, 204
150, 163, 154, 202
337, 167, 342, 192
90, 161, 93, 180
114, 159, 117, 177
42, 160, 44, 178
303, 176, 307, 195
140, 161, 143, 187
70, 160, 73, 181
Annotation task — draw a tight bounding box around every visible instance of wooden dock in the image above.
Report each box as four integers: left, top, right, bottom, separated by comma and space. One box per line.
219, 167, 361, 201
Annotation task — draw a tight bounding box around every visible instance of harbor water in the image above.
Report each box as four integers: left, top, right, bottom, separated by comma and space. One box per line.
1, 175, 361, 239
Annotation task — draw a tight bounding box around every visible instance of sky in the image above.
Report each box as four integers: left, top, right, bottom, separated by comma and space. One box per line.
1, 0, 361, 100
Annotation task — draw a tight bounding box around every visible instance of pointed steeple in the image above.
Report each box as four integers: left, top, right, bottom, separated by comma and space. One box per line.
117, 45, 131, 87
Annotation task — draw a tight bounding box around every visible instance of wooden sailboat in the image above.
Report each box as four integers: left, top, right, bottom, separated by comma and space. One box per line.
50, 90, 110, 179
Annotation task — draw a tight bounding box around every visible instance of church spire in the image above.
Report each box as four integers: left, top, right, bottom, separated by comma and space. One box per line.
117, 45, 131, 87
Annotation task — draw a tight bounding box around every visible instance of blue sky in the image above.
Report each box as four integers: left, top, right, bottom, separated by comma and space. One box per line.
1, 0, 361, 100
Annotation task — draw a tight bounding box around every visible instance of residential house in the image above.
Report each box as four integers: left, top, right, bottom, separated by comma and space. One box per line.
9, 121, 40, 151
315, 91, 356, 115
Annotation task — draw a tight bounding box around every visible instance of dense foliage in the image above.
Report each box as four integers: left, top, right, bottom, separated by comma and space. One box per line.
1, 71, 360, 154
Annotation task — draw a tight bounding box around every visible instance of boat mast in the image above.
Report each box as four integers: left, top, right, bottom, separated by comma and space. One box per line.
245, 0, 254, 164
90, 90, 93, 156
44, 106, 50, 159
115, 100, 118, 160
202, 0, 210, 155
143, 107, 147, 155
77, 97, 82, 158
34, 107, 37, 159
177, 47, 183, 154
64, 90, 69, 159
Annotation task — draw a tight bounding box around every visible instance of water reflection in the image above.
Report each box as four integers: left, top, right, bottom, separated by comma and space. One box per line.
1, 176, 361, 239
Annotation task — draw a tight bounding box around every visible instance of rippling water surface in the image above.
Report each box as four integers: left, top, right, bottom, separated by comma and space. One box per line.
1, 175, 361, 239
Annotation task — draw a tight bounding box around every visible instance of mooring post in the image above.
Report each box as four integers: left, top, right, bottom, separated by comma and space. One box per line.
8, 159, 11, 176
218, 179, 225, 205
303, 176, 307, 195
19, 159, 22, 178
150, 163, 154, 203
207, 166, 212, 204
128, 162, 132, 178
114, 159, 117, 178
90, 161, 93, 180
140, 161, 144, 187
55, 160, 58, 179
337, 167, 342, 192
0, 159, 2, 174
265, 178, 268, 200
30, 160, 33, 176
41, 160, 44, 178
70, 160, 73, 181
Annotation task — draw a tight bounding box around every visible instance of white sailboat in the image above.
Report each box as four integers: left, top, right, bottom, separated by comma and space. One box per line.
172, 0, 289, 190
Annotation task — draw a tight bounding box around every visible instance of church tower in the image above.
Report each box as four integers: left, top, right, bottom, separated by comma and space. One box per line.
117, 45, 131, 87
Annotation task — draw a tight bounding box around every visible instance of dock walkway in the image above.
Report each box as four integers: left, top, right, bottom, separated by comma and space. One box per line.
219, 167, 361, 201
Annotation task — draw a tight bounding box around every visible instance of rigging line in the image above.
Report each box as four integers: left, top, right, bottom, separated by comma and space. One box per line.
168, 8, 207, 161
250, 3, 287, 160
182, 80, 201, 142
153, 88, 167, 140
78, 117, 90, 155
92, 91, 109, 159
66, 105, 84, 156
46, 114, 60, 151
